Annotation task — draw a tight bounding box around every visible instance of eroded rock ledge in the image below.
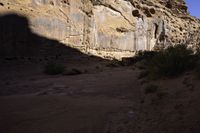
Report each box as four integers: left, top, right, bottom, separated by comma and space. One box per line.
0, 0, 199, 59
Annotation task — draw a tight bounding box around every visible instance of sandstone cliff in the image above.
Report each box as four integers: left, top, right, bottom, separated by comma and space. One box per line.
0, 0, 199, 59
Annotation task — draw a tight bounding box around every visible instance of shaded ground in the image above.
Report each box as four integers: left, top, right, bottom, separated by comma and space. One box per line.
0, 59, 140, 133
0, 58, 200, 133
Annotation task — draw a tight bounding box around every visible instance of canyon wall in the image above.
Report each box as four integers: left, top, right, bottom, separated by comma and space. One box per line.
0, 0, 199, 59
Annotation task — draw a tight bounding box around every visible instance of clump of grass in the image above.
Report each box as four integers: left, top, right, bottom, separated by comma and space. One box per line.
149, 45, 196, 77
135, 44, 197, 78
44, 62, 65, 75
135, 50, 158, 62
144, 84, 159, 94
134, 51, 158, 70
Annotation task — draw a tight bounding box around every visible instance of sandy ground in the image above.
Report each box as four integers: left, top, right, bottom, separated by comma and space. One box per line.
0, 58, 200, 133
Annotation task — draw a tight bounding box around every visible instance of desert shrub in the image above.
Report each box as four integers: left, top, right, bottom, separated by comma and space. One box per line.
106, 51, 157, 67
134, 51, 158, 69
44, 62, 65, 75
106, 51, 158, 67
135, 50, 158, 62
148, 44, 196, 77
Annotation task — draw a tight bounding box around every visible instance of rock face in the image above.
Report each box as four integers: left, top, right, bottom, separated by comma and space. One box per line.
0, 0, 200, 59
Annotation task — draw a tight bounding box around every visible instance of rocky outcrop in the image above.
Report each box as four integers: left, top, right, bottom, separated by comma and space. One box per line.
186, 30, 200, 51
0, 0, 199, 59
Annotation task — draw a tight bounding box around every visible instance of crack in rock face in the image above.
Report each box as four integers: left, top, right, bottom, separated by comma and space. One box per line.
0, 0, 199, 59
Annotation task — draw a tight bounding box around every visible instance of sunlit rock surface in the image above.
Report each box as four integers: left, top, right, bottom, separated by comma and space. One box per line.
0, 0, 199, 59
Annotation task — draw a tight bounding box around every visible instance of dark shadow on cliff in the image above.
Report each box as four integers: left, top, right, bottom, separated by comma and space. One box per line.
0, 13, 107, 62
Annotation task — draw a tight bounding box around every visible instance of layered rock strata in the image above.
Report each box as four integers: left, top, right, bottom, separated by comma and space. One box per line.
0, 0, 199, 58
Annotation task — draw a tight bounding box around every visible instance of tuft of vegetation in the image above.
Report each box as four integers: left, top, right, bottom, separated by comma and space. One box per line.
135, 50, 158, 62
104, 44, 200, 80
134, 51, 158, 70
135, 44, 197, 78
44, 62, 65, 75
148, 45, 196, 77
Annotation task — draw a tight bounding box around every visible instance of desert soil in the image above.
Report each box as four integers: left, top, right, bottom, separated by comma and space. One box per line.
0, 57, 200, 133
